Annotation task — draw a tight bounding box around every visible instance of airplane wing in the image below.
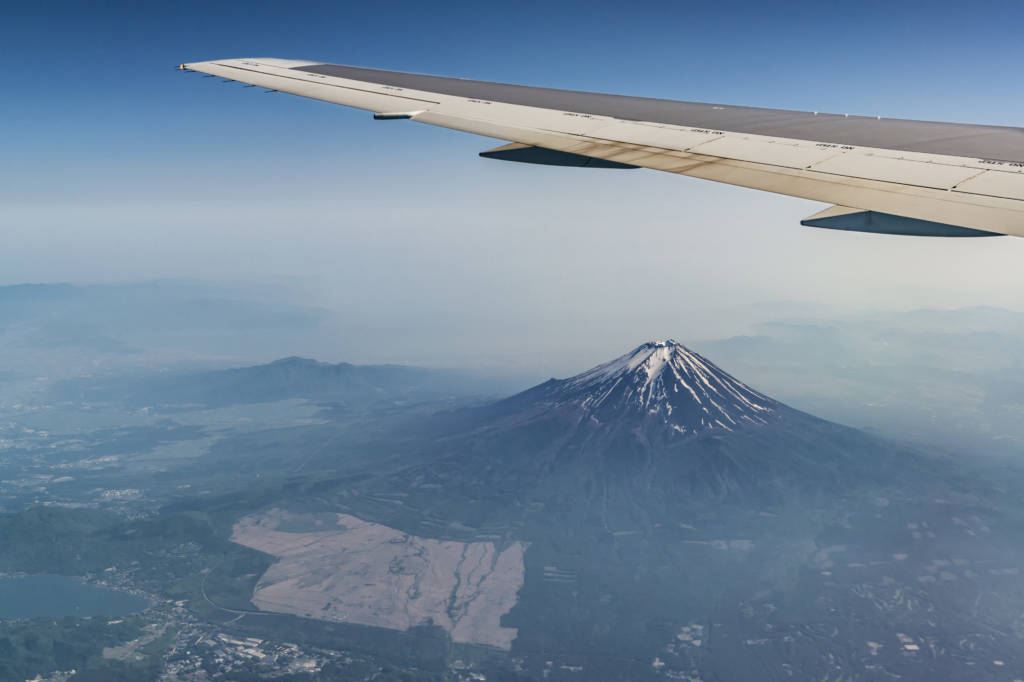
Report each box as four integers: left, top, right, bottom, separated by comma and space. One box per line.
180, 58, 1024, 238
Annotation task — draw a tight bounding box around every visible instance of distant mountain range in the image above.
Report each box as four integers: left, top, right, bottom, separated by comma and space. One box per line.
4, 280, 1022, 459
0, 281, 358, 396
53, 356, 511, 408
694, 306, 1024, 457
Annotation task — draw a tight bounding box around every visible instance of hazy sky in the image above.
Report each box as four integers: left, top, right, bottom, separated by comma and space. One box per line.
4, 0, 1024, 369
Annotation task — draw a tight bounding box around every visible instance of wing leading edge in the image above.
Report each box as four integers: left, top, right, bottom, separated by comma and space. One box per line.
179, 59, 1024, 238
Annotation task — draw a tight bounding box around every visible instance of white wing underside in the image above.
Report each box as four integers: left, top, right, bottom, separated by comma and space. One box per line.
182, 58, 1024, 238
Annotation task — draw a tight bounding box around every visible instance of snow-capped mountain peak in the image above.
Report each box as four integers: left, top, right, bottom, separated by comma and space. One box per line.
552, 340, 777, 435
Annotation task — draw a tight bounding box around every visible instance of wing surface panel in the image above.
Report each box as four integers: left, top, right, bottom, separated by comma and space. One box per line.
682, 136, 842, 170
953, 171, 1024, 201
806, 155, 981, 190
291, 63, 1024, 161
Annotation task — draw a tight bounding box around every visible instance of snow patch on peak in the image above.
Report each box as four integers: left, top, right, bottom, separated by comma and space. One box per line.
571, 340, 700, 385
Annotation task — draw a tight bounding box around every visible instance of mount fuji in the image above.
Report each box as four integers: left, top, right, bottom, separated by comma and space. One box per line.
381, 340, 922, 516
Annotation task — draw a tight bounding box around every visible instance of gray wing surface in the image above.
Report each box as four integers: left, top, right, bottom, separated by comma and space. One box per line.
181, 58, 1024, 238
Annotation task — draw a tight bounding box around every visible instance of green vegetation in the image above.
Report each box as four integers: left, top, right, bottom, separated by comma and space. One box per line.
0, 506, 268, 586
0, 506, 272, 680
0, 616, 154, 682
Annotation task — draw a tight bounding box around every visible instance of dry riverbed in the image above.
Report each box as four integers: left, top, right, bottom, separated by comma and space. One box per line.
231, 509, 526, 649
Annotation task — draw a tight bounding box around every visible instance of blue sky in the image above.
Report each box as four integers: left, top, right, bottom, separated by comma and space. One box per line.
3, 0, 1024, 367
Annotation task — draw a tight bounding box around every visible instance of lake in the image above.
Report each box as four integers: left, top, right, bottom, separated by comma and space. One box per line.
0, 575, 148, 619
